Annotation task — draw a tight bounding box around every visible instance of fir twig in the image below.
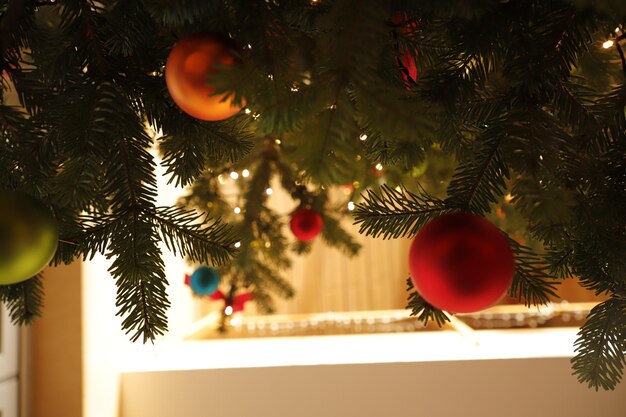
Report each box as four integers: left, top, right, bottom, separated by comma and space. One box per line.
406, 278, 450, 327
353, 184, 449, 239
0, 274, 44, 325
571, 298, 626, 390
508, 240, 560, 307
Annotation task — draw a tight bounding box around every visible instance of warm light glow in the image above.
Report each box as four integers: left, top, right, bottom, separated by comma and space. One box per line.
347, 201, 355, 211
230, 171, 239, 180
242, 169, 250, 178
120, 327, 583, 373
603, 39, 614, 49
275, 139, 281, 145
224, 306, 234, 316
218, 174, 226, 184
234, 207, 241, 214
234, 242, 241, 248
244, 108, 252, 114
504, 193, 514, 203
375, 163, 383, 171
264, 241, 271, 248
359, 134, 368, 141
266, 187, 273, 195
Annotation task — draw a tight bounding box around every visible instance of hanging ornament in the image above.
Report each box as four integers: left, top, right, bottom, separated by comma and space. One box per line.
210, 289, 253, 313
290, 207, 323, 242
392, 14, 419, 87
0, 191, 58, 285
165, 33, 244, 121
409, 212, 515, 313
187, 266, 221, 296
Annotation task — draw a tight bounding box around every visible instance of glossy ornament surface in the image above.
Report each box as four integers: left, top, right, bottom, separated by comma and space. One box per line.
0, 191, 59, 285
165, 33, 244, 121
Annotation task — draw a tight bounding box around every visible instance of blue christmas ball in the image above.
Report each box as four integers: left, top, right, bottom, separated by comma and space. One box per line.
189, 266, 221, 296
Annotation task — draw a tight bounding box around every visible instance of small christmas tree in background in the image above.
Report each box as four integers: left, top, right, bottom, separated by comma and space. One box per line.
0, 0, 624, 390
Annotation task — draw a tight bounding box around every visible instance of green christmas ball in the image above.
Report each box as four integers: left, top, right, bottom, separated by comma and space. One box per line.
0, 191, 59, 285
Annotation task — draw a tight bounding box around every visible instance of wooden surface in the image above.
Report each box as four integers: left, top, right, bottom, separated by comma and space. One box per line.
25, 262, 82, 417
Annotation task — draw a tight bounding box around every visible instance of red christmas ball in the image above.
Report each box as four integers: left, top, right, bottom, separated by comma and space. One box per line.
290, 208, 323, 242
398, 49, 418, 86
165, 33, 244, 121
392, 13, 419, 87
409, 212, 515, 313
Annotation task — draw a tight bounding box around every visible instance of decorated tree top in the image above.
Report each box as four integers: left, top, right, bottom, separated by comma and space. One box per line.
0, 0, 625, 390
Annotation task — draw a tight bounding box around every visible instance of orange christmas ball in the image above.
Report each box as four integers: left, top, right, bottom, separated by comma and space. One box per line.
165, 33, 244, 121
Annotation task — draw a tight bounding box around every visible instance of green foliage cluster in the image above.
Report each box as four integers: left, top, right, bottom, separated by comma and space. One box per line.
0, 0, 624, 389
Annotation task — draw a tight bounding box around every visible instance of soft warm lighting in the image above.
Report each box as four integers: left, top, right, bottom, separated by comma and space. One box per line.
234, 206, 241, 214
275, 139, 281, 145
264, 241, 271, 248
347, 201, 355, 211
230, 171, 239, 180
224, 306, 234, 316
266, 187, 273, 195
359, 134, 368, 141
375, 163, 383, 171
504, 193, 514, 203
242, 169, 250, 178
603, 39, 614, 49
234, 242, 241, 248
244, 108, 252, 114
218, 174, 226, 184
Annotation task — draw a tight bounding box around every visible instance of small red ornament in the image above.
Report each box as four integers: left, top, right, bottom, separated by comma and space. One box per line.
290, 207, 323, 242
409, 212, 515, 313
165, 33, 244, 121
392, 14, 419, 87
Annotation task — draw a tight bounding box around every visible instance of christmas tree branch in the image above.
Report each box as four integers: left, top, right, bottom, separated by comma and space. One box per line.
0, 273, 44, 325
406, 278, 450, 327
571, 298, 626, 390
149, 207, 238, 265
353, 184, 449, 239
446, 125, 509, 215
508, 240, 560, 307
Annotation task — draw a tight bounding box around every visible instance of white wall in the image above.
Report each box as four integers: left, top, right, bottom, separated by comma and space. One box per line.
120, 357, 626, 417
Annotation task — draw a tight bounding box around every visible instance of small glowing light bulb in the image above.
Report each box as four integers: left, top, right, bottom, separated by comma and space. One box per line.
603, 39, 614, 49
375, 163, 384, 171
242, 169, 250, 178
266, 187, 273, 195
230, 171, 239, 180
359, 134, 368, 141
347, 201, 355, 211
275, 139, 281, 145
224, 306, 234, 316
264, 241, 271, 248
244, 108, 252, 114
234, 207, 241, 214
234, 242, 241, 248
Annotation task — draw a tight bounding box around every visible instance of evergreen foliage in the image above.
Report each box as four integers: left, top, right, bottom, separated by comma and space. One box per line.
0, 0, 624, 388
